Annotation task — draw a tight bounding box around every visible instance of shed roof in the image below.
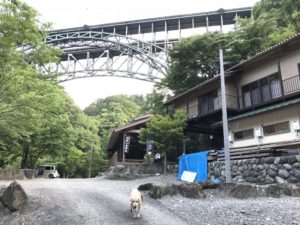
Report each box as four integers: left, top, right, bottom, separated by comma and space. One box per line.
106, 115, 152, 152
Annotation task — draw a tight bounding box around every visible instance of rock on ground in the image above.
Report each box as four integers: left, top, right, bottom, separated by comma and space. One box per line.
1, 180, 27, 212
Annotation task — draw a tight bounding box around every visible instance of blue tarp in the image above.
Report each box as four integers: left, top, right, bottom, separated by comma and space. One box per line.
177, 151, 209, 182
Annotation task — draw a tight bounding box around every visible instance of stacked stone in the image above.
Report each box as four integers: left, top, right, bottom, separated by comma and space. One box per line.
209, 155, 300, 184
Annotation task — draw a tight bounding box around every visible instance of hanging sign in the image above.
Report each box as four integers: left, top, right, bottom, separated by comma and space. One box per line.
124, 136, 131, 153
146, 139, 154, 153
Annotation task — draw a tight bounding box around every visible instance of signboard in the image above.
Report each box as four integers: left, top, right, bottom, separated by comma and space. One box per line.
124, 136, 131, 153
146, 139, 154, 153
180, 170, 197, 182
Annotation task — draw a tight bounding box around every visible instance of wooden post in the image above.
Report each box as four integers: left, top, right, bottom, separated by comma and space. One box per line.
122, 134, 125, 163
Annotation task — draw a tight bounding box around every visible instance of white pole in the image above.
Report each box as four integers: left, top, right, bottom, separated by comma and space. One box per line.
219, 49, 232, 182
88, 147, 92, 178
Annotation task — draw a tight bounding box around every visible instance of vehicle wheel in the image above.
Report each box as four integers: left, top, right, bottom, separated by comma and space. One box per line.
49, 174, 54, 179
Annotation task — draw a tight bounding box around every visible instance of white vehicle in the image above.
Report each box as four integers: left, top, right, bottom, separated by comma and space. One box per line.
35, 165, 60, 178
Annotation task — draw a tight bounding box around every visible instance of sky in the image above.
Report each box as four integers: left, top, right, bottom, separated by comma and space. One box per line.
23, 0, 259, 109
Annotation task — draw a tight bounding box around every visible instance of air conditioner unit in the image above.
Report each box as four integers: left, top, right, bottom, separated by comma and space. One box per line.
292, 120, 300, 131
228, 133, 233, 142
255, 127, 263, 138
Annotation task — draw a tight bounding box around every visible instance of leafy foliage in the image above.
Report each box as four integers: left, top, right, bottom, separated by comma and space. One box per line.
0, 1, 106, 177
163, 33, 229, 94
141, 89, 166, 115
139, 110, 187, 154
84, 95, 145, 153
139, 110, 187, 173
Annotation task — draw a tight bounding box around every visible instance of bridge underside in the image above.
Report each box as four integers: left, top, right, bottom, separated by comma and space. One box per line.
44, 31, 168, 83
43, 7, 252, 83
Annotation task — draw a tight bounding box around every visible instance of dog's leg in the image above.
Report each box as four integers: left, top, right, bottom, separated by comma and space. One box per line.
137, 204, 141, 218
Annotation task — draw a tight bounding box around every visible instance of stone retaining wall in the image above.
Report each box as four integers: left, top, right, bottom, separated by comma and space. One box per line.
105, 162, 178, 180
209, 155, 300, 184
0, 169, 35, 180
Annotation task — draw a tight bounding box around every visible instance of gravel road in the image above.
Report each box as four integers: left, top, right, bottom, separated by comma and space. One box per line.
0, 176, 185, 225
0, 175, 299, 225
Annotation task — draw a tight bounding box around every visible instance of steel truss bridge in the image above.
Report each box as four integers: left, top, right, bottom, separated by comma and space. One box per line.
45, 7, 251, 83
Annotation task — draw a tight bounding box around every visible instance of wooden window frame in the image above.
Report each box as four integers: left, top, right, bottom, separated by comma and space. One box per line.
263, 121, 290, 136
241, 72, 282, 108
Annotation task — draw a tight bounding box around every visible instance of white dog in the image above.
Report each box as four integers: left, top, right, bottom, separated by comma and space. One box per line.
130, 188, 143, 218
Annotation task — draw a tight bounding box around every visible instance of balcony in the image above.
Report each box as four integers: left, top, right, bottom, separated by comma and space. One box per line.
241, 75, 300, 109
186, 75, 300, 119
283, 75, 300, 95
188, 94, 238, 119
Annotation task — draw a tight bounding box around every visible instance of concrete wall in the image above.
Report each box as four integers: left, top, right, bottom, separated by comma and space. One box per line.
0, 169, 35, 180
229, 103, 300, 148
209, 155, 300, 184
280, 47, 300, 80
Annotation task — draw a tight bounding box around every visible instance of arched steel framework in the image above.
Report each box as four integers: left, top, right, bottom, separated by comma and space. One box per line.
43, 7, 252, 83
45, 31, 168, 83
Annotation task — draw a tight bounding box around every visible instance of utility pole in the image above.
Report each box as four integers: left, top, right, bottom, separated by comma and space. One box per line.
88, 147, 93, 178
219, 49, 232, 182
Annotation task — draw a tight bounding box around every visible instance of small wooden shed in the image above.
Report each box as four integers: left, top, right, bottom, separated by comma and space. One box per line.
106, 115, 152, 166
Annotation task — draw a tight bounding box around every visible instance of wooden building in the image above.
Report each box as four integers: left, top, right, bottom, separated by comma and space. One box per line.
106, 115, 151, 166
164, 34, 300, 160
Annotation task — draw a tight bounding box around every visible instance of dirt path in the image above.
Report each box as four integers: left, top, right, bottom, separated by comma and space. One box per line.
1, 176, 300, 225
0, 177, 186, 225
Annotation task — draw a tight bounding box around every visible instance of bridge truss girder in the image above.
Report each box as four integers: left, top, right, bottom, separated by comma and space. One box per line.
44, 31, 168, 83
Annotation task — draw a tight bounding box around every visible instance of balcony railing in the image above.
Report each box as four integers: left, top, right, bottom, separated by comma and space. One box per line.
187, 75, 300, 119
188, 94, 238, 118
283, 75, 300, 95
241, 75, 300, 109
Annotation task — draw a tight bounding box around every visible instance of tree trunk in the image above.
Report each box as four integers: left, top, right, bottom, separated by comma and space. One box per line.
21, 144, 30, 169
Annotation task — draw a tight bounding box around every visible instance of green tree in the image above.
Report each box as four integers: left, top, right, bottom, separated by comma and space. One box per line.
0, 0, 60, 116
139, 110, 187, 174
253, 0, 300, 32
0, 1, 105, 177
162, 32, 238, 94
84, 95, 143, 153
141, 89, 166, 115
162, 0, 300, 95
